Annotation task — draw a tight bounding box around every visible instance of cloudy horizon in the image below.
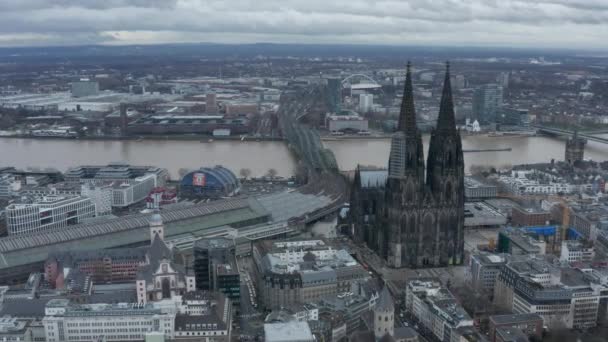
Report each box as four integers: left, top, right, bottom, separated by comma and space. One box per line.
0, 0, 607, 50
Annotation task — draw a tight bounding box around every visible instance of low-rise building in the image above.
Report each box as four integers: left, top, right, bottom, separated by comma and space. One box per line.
0, 315, 33, 342
488, 314, 543, 342
264, 321, 315, 342
511, 205, 551, 227
497, 228, 546, 256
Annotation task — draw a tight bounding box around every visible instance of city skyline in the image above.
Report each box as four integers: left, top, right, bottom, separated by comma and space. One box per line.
0, 0, 607, 49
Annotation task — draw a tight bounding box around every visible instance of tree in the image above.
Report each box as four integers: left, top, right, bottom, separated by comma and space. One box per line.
266, 168, 278, 179
239, 168, 252, 180
177, 168, 190, 180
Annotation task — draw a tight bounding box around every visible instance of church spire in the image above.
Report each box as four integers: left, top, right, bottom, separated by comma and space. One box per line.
397, 61, 417, 134
436, 61, 456, 131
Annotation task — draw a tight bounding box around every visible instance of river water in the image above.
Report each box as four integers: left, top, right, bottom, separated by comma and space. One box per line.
0, 135, 607, 179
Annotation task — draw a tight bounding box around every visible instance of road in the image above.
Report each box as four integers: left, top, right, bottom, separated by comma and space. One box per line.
234, 257, 264, 341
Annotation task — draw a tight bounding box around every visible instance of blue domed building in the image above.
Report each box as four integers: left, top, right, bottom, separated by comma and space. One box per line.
180, 166, 240, 199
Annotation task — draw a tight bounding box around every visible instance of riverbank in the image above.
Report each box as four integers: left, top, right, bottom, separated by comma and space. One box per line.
0, 133, 284, 142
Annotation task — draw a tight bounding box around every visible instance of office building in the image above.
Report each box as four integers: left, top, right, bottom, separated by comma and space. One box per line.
350, 62, 465, 268
468, 252, 507, 296
5, 195, 96, 235
488, 314, 543, 342
193, 237, 240, 302
80, 183, 113, 215
405, 278, 473, 342
43, 299, 174, 342
473, 84, 503, 124
494, 257, 608, 329
111, 174, 157, 208
359, 93, 373, 113
511, 205, 551, 227
205, 93, 217, 113
501, 107, 530, 128
64, 163, 168, 186
327, 78, 342, 113
465, 176, 498, 199
253, 239, 368, 310
560, 240, 595, 263
71, 79, 99, 98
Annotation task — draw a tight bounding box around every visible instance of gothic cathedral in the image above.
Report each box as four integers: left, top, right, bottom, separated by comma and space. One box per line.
350, 62, 465, 268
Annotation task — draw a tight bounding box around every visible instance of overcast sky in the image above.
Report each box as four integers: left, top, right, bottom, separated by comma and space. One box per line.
0, 0, 606, 49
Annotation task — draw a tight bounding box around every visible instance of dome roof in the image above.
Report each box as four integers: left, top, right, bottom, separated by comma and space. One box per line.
150, 213, 163, 226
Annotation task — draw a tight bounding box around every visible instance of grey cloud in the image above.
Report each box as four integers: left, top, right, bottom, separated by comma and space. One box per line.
0, 0, 606, 48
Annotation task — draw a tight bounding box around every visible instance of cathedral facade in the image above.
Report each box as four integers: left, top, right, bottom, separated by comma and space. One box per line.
349, 62, 465, 268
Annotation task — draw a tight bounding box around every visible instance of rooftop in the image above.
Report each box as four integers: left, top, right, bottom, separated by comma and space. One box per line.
490, 313, 543, 325
264, 322, 314, 342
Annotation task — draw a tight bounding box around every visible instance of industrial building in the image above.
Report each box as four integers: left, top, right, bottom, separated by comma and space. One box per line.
180, 166, 240, 199
126, 114, 252, 136
326, 111, 369, 133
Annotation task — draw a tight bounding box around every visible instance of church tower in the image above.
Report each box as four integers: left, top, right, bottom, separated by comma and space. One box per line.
384, 62, 425, 268
149, 212, 165, 242
373, 286, 395, 339
425, 62, 465, 266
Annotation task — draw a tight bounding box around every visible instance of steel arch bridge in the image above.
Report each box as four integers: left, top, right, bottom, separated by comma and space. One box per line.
341, 74, 381, 88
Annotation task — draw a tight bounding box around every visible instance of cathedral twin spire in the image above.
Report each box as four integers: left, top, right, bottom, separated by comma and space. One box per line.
397, 61, 456, 135
397, 61, 417, 135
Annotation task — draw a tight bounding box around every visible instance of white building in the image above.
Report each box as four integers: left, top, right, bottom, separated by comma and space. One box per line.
359, 93, 373, 113
560, 240, 595, 263
497, 170, 574, 196
264, 322, 315, 342
81, 183, 113, 215
43, 299, 174, 342
5, 195, 96, 235
111, 174, 157, 208
326, 113, 369, 133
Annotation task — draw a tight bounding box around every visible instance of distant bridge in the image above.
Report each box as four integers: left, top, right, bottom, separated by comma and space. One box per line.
533, 125, 608, 144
